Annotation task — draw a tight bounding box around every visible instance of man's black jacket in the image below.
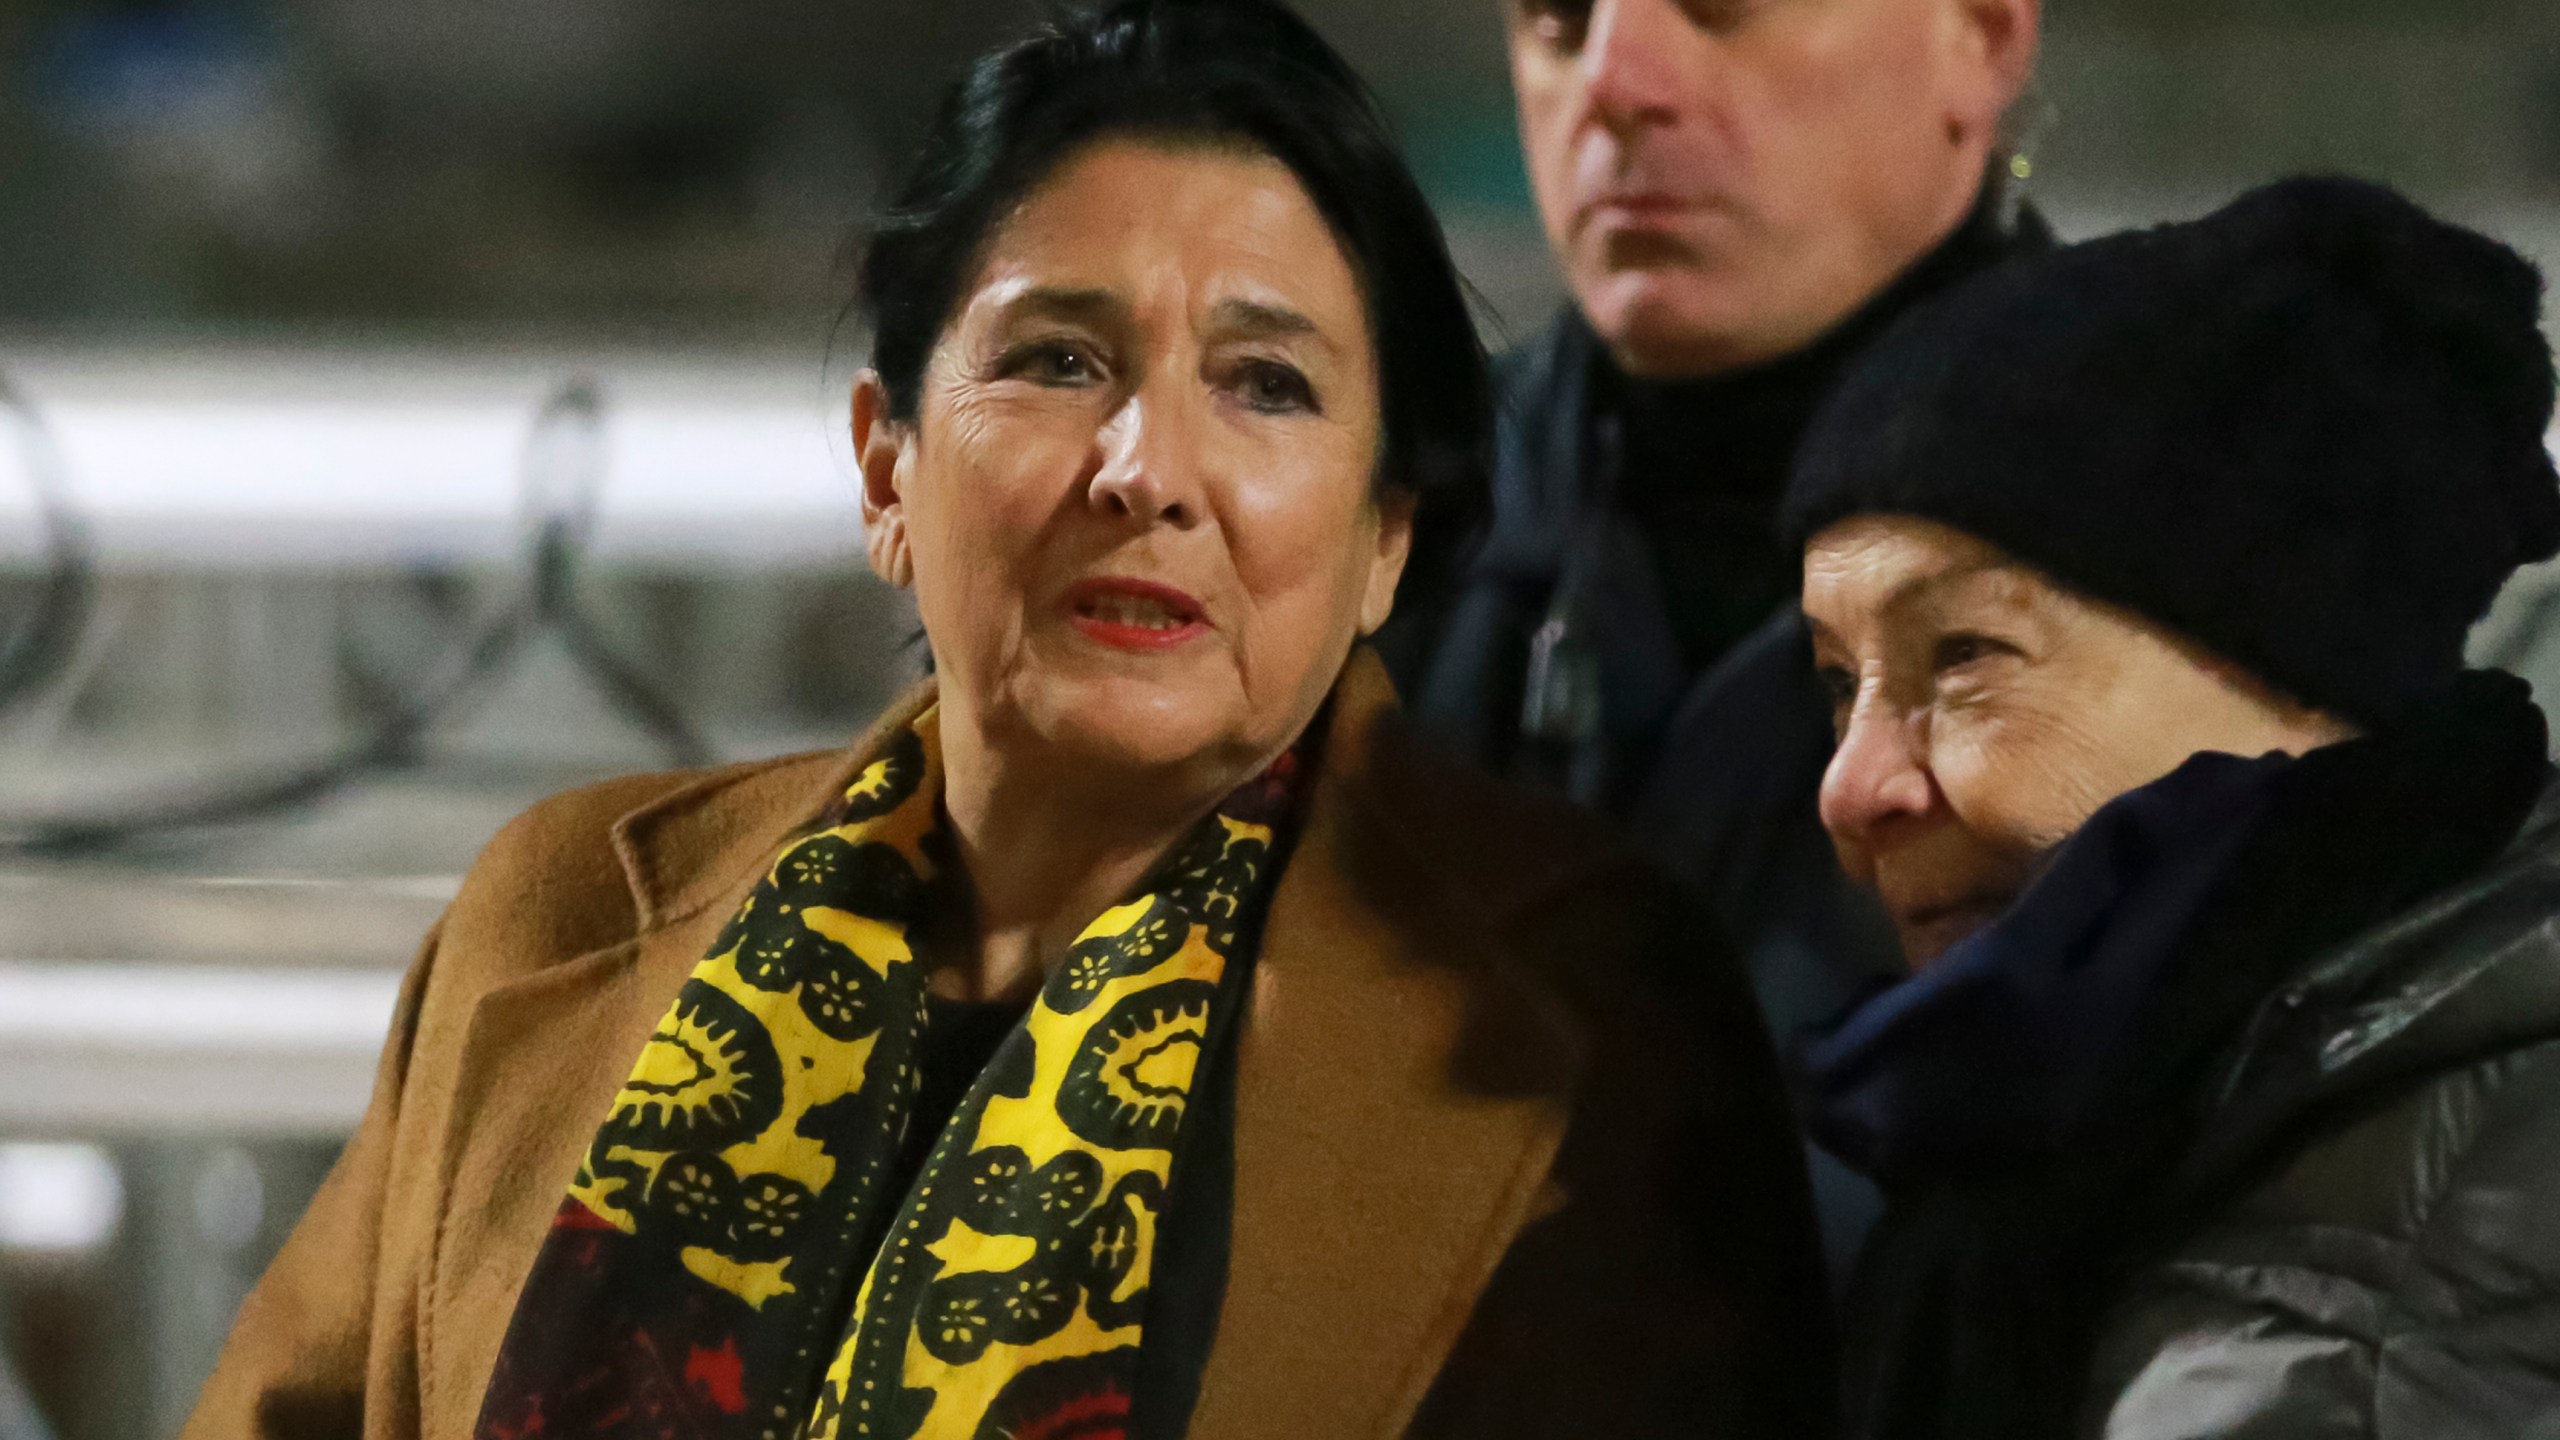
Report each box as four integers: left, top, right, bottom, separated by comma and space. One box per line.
1385, 195, 2056, 1273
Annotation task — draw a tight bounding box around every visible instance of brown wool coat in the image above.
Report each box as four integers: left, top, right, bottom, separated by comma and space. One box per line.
180, 651, 1832, 1440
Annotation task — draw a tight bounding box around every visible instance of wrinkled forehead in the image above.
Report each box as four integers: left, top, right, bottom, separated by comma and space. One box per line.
1802, 515, 2055, 639
951, 139, 1370, 346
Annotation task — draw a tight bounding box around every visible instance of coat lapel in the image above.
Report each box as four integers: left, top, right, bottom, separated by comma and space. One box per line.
422, 704, 911, 1432
1193, 659, 1587, 1440
423, 925, 694, 1432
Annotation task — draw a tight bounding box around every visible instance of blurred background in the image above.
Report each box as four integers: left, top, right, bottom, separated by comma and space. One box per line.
0, 1, 2556, 1435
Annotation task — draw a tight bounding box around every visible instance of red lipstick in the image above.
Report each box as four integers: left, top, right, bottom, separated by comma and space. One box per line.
1064, 577, 1210, 651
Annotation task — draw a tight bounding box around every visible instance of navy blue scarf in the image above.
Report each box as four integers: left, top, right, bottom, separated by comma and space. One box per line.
1795, 748, 2282, 1186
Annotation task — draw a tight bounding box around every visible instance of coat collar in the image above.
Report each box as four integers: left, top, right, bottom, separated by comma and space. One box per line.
593, 649, 1585, 1439
609, 679, 934, 932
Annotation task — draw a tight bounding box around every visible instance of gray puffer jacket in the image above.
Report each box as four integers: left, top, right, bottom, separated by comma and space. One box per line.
2082, 781, 2560, 1438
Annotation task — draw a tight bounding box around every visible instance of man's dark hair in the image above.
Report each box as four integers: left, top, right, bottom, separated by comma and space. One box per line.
854, 0, 1490, 552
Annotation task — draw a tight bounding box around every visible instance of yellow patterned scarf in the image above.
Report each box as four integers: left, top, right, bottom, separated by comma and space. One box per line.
476, 705, 1299, 1440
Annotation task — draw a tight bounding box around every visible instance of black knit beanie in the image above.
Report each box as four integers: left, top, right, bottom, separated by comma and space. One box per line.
1784, 176, 2560, 725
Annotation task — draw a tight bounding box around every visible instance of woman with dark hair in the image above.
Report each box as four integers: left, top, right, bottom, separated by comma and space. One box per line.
1787, 177, 2560, 1438
180, 4, 1829, 1438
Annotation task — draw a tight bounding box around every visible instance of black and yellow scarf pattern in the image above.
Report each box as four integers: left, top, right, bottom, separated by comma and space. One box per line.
476, 705, 1297, 1440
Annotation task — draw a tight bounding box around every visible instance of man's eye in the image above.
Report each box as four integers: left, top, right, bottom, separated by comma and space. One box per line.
1677, 0, 1762, 31
1517, 0, 1591, 50
1235, 360, 1318, 415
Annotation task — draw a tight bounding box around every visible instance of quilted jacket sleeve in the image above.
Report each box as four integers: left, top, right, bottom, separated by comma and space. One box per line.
2082, 1043, 2560, 1440
176, 921, 441, 1440
2082, 1259, 2384, 1440
2085, 1260, 2560, 1440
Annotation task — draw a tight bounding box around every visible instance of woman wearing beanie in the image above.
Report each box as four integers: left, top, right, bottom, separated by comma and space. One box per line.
1786, 176, 2560, 1440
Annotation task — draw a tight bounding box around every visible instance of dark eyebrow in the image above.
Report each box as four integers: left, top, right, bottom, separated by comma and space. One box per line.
1208, 298, 1328, 350
997, 286, 1125, 327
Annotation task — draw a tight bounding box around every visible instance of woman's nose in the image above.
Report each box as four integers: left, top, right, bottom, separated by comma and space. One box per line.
1087, 396, 1199, 527
1819, 693, 1938, 860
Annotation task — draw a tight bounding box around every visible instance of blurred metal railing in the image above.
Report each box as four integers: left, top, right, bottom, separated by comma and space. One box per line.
0, 1340, 57, 1440
0, 370, 754, 854
0, 377, 92, 730
0, 352, 908, 1439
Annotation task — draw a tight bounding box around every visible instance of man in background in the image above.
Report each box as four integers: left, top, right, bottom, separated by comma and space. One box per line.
1392, 0, 2046, 1276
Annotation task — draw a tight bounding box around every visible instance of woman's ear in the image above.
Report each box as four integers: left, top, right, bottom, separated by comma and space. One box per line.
1357, 488, 1418, 636
853, 370, 915, 590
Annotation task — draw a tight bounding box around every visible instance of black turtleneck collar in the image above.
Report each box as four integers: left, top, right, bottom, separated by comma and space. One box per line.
1588, 186, 2055, 671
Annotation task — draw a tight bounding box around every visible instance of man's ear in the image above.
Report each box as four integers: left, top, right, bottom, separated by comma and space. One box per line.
1357, 487, 1418, 636
1945, 0, 2041, 149
853, 370, 915, 590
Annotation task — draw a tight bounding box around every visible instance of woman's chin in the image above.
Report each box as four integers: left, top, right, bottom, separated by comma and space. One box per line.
1009, 675, 1247, 778
1893, 900, 2009, 971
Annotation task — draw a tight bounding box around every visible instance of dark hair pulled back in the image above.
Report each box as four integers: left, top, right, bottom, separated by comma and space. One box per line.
855, 0, 1490, 547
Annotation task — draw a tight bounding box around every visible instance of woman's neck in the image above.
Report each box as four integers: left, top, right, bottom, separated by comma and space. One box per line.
933, 729, 1236, 1005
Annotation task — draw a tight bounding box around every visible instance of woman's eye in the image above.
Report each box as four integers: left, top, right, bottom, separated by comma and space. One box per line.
1815, 665, 1858, 731
1000, 341, 1102, 387
1932, 634, 2013, 673
1234, 360, 1318, 415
